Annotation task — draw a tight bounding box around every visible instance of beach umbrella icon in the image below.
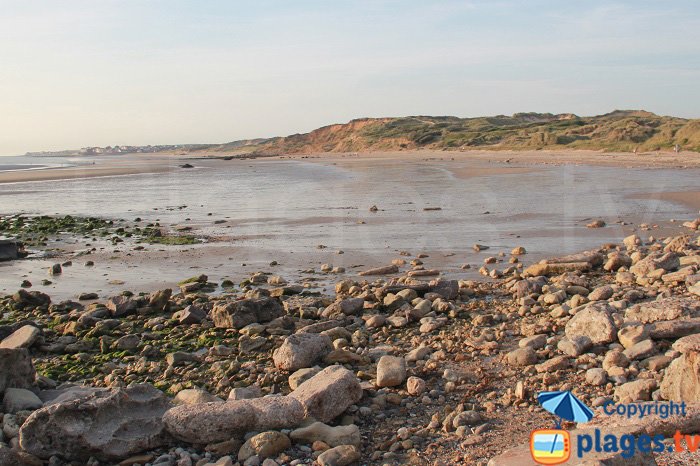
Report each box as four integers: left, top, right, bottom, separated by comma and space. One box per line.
537, 391, 594, 426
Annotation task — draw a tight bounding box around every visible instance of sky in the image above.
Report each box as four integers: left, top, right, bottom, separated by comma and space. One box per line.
1, 0, 699, 155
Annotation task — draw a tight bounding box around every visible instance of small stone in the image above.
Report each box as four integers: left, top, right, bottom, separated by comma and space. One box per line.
316, 445, 360, 466
406, 376, 426, 396
585, 368, 607, 386
237, 431, 290, 462
376, 356, 407, 387
507, 347, 537, 366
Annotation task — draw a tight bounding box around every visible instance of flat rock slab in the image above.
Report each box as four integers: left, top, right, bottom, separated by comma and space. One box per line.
163, 396, 304, 444
19, 384, 172, 461
0, 325, 40, 349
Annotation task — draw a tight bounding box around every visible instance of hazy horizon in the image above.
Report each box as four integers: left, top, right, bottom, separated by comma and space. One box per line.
2, 0, 699, 155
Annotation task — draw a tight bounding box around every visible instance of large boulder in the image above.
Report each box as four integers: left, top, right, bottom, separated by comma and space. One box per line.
272, 333, 332, 371
660, 334, 700, 402
630, 251, 679, 277
105, 296, 138, 317
321, 298, 364, 318
164, 395, 304, 444
625, 297, 700, 324
290, 365, 362, 423
565, 303, 617, 345
19, 384, 172, 461
211, 298, 284, 329
11, 289, 50, 308
0, 348, 36, 396
0, 325, 41, 349
0, 240, 25, 261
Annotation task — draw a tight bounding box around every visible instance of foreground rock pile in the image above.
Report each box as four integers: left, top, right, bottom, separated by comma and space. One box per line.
1, 218, 699, 465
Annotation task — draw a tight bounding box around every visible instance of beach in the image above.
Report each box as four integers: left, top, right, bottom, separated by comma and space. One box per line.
1, 151, 700, 466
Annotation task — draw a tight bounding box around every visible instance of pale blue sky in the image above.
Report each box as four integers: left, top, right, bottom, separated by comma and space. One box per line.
1, 0, 699, 155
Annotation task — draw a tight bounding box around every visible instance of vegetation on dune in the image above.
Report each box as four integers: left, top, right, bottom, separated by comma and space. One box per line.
244, 110, 700, 154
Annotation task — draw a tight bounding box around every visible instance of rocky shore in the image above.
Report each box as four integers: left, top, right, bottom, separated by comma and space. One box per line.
1, 216, 699, 466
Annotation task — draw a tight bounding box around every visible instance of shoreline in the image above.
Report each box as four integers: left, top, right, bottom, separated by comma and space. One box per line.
1, 149, 700, 184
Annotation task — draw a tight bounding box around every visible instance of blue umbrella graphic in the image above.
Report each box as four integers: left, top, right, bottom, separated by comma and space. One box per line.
537, 390, 594, 427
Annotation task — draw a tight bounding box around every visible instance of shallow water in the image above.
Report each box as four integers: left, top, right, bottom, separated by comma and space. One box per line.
1, 157, 699, 298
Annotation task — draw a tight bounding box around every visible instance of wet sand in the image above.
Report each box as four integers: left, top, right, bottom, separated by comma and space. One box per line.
631, 191, 700, 212
1, 149, 700, 184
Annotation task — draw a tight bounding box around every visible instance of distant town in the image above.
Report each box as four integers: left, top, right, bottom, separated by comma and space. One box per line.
25, 144, 210, 157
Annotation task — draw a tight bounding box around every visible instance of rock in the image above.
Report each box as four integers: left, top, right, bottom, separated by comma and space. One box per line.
211, 298, 284, 329
228, 386, 262, 401
376, 355, 407, 387
105, 296, 138, 317
114, 334, 140, 351
507, 347, 537, 366
321, 298, 364, 318
289, 367, 322, 391
238, 431, 290, 462
623, 234, 641, 249
557, 336, 592, 357
587, 285, 614, 301
690, 282, 700, 297
12, 289, 50, 307
178, 304, 208, 325
519, 334, 547, 350
163, 396, 304, 444
406, 376, 426, 396
622, 339, 656, 360
289, 366, 362, 423
0, 240, 26, 261
617, 324, 649, 349
147, 288, 172, 312
0, 325, 40, 349
166, 351, 200, 367
173, 388, 223, 405
272, 333, 332, 371
19, 384, 172, 461
317, 445, 361, 466
625, 297, 700, 323
659, 334, 700, 402
290, 422, 361, 448
0, 348, 35, 396
2, 388, 42, 413
585, 368, 607, 386
429, 280, 459, 300
615, 379, 656, 403
647, 318, 700, 339
357, 265, 398, 276
587, 219, 606, 228
536, 355, 570, 373
565, 303, 617, 345
630, 251, 679, 276
78, 292, 98, 300
48, 263, 62, 275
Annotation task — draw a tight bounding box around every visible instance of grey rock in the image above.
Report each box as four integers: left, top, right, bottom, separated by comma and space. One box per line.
290, 422, 361, 447
289, 365, 363, 423
211, 298, 284, 329
0, 348, 35, 396
2, 388, 42, 413
272, 333, 332, 371
565, 303, 617, 345
19, 384, 172, 461
317, 445, 361, 466
163, 396, 304, 444
105, 295, 138, 317
376, 355, 406, 387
